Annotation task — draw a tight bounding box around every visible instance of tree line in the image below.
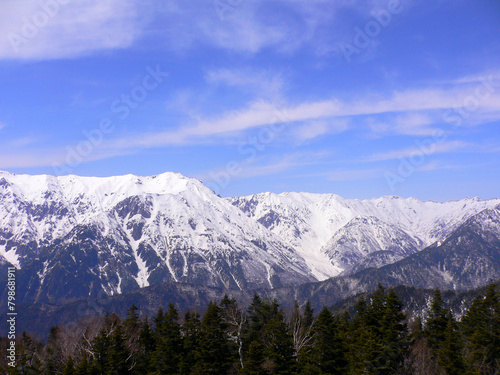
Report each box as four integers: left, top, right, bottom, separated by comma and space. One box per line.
1, 283, 498, 374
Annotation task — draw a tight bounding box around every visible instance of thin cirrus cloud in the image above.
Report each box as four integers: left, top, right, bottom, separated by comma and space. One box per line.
156, 0, 342, 54
205, 68, 286, 99
0, 0, 376, 60
0, 0, 145, 60
1, 72, 498, 171
102, 78, 500, 152
367, 140, 468, 162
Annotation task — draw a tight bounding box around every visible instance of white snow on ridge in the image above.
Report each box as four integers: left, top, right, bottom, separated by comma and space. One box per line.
0, 170, 499, 287
227, 192, 500, 279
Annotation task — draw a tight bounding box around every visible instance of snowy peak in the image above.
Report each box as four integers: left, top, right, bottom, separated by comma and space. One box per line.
228, 192, 500, 279
0, 171, 316, 303
0, 170, 499, 304
322, 215, 423, 272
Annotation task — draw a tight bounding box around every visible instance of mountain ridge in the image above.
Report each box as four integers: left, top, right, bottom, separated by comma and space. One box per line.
1, 170, 499, 305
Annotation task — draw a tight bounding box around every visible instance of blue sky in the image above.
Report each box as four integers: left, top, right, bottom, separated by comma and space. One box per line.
0, 0, 499, 201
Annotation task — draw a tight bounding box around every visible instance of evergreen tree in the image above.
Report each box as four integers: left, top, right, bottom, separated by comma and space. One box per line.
76, 355, 90, 375
192, 301, 231, 374
436, 314, 466, 375
347, 295, 383, 374
302, 306, 346, 375
62, 356, 76, 375
379, 288, 409, 373
425, 289, 448, 350
220, 294, 245, 369
151, 303, 182, 374
106, 321, 130, 375
261, 299, 294, 374
134, 318, 155, 374
16, 332, 42, 375
43, 326, 64, 374
179, 311, 201, 375
461, 283, 500, 374
240, 340, 267, 375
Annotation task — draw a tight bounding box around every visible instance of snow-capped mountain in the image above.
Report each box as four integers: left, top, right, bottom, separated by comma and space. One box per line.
228, 192, 500, 279
0, 171, 314, 303
0, 170, 499, 304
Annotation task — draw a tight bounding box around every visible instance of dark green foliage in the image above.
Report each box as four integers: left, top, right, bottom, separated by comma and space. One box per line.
191, 301, 231, 374
106, 321, 130, 375
425, 289, 449, 350
150, 303, 182, 374
346, 285, 409, 375
241, 297, 294, 374
461, 283, 500, 374
4, 284, 500, 375
240, 341, 266, 375
62, 356, 76, 375
179, 311, 201, 374
301, 306, 346, 374
436, 314, 466, 375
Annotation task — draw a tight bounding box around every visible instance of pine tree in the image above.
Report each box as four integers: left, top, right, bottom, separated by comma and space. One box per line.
62, 356, 77, 375
151, 303, 182, 374
192, 301, 231, 374
302, 306, 346, 375
436, 314, 466, 375
179, 311, 201, 375
220, 294, 245, 369
44, 326, 64, 374
379, 288, 409, 373
91, 327, 111, 374
76, 355, 91, 375
261, 299, 294, 374
106, 321, 130, 375
461, 283, 500, 374
134, 318, 155, 374
240, 340, 267, 375
425, 289, 449, 350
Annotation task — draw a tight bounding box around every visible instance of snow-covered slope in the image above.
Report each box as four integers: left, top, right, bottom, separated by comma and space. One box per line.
0, 171, 314, 302
228, 193, 500, 279
1, 170, 498, 304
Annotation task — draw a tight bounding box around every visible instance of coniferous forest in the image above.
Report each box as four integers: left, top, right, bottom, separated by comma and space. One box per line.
2, 284, 499, 375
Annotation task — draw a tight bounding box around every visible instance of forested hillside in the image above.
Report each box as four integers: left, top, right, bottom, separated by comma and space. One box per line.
2, 284, 498, 374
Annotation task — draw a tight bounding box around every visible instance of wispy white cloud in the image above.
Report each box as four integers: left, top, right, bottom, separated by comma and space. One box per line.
369, 113, 441, 137
103, 80, 500, 151
415, 161, 463, 172
5, 71, 500, 170
294, 120, 349, 142
0, 0, 146, 60
205, 68, 285, 99
368, 140, 467, 162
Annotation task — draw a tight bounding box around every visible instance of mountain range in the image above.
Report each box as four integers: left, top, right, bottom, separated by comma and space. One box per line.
0, 170, 499, 306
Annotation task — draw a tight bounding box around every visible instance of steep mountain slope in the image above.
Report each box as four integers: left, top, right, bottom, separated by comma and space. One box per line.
322, 216, 423, 273
228, 193, 500, 278
275, 204, 500, 309
4, 204, 499, 338
0, 171, 314, 303
1, 170, 499, 305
